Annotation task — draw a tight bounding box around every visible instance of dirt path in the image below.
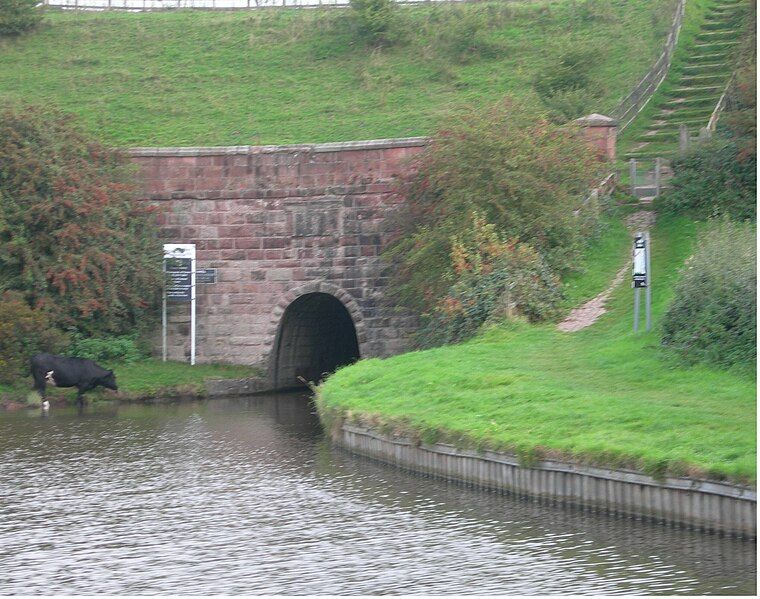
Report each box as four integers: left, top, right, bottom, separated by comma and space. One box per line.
557, 210, 655, 333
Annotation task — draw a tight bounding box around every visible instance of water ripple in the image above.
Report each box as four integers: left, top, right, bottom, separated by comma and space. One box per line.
0, 394, 755, 595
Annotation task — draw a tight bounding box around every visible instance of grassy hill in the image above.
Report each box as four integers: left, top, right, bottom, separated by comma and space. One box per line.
0, 1, 678, 146
317, 210, 756, 484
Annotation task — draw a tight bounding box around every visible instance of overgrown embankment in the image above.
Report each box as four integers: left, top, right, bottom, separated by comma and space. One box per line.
317, 213, 756, 485
0, 1, 677, 145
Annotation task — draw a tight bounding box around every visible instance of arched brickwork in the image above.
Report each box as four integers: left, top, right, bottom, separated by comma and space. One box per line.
264, 282, 367, 388
268, 288, 362, 389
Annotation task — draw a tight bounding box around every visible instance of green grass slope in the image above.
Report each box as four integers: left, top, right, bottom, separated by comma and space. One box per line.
1, 1, 676, 146
317, 212, 756, 484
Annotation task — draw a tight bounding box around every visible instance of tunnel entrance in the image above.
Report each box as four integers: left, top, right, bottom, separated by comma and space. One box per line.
272, 292, 360, 390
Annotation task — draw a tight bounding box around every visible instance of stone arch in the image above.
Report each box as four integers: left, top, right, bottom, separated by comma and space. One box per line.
265, 282, 366, 390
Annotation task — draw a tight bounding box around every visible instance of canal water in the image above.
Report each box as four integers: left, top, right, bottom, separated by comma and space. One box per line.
0, 393, 755, 595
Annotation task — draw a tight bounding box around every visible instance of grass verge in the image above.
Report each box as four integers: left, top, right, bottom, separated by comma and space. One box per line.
0, 1, 676, 146
317, 211, 756, 485
0, 359, 263, 407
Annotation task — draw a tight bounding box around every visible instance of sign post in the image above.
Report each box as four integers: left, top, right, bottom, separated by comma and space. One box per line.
163, 244, 196, 365
632, 232, 651, 333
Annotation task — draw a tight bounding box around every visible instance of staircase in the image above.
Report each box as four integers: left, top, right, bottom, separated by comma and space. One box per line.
622, 0, 747, 162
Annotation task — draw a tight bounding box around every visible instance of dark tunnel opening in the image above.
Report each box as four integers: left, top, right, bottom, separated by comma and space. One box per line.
271, 293, 361, 390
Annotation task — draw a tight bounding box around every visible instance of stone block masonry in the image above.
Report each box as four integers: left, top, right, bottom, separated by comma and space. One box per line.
130, 138, 428, 381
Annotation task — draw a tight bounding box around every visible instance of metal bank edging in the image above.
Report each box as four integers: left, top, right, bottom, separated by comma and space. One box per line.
338, 423, 756, 537
341, 423, 754, 500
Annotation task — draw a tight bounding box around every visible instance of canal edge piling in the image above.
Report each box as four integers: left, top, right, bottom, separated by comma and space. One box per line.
331, 422, 757, 539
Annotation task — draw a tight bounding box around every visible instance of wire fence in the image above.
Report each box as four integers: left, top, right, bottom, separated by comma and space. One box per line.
40, 0, 470, 9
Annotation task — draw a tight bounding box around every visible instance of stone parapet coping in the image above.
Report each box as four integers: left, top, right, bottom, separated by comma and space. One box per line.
129, 137, 430, 157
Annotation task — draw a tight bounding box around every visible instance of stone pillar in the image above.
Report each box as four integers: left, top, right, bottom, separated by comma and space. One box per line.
575, 114, 618, 162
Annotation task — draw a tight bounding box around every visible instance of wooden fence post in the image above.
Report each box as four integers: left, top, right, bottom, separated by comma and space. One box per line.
654, 157, 661, 197
679, 124, 689, 156
629, 159, 637, 196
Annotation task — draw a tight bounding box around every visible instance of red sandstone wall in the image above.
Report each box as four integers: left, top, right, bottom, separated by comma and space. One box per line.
131, 139, 427, 374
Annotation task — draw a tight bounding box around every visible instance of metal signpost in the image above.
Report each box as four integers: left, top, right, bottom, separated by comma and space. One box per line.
163, 243, 196, 365
632, 232, 651, 333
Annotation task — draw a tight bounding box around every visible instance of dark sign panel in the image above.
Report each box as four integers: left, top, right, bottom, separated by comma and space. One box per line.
166, 257, 193, 302
165, 257, 192, 272
196, 268, 217, 284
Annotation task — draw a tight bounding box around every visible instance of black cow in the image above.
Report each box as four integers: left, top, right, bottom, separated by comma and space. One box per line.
31, 353, 118, 406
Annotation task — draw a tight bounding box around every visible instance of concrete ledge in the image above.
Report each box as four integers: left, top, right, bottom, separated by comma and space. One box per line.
129, 137, 430, 157
335, 423, 757, 538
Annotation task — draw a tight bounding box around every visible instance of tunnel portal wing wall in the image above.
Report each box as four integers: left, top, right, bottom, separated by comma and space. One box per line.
131, 139, 425, 370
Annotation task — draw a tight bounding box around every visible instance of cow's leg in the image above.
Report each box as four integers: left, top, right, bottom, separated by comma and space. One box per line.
76, 382, 95, 406
32, 369, 47, 399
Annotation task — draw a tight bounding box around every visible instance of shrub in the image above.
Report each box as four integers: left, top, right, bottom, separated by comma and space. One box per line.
576, 0, 618, 24
533, 47, 604, 121
350, 0, 397, 46
431, 6, 500, 63
415, 215, 562, 348
659, 138, 756, 221
661, 220, 756, 368
0, 106, 163, 337
384, 97, 605, 314
0, 0, 41, 37
69, 334, 145, 364
0, 292, 67, 384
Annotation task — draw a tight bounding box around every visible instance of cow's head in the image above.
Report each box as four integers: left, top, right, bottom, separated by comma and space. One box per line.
101, 370, 118, 391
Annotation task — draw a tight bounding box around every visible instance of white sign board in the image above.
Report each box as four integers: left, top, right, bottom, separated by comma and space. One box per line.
163, 244, 196, 366
632, 234, 647, 288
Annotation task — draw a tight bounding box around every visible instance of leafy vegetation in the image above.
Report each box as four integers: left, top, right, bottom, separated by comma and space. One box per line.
384, 97, 605, 319
0, 291, 67, 384
349, 0, 397, 46
659, 138, 756, 220
69, 333, 146, 365
0, 0, 41, 37
532, 47, 604, 121
318, 213, 756, 484
0, 106, 162, 338
0, 1, 677, 145
415, 214, 563, 348
661, 219, 756, 368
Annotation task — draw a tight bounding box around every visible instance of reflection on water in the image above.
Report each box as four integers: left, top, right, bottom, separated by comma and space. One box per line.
0, 393, 755, 595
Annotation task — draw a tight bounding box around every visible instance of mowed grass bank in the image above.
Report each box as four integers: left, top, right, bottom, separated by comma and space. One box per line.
1, 1, 676, 145
317, 213, 756, 484
0, 360, 261, 405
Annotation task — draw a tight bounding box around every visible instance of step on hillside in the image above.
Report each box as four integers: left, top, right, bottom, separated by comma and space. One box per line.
621, 0, 746, 162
